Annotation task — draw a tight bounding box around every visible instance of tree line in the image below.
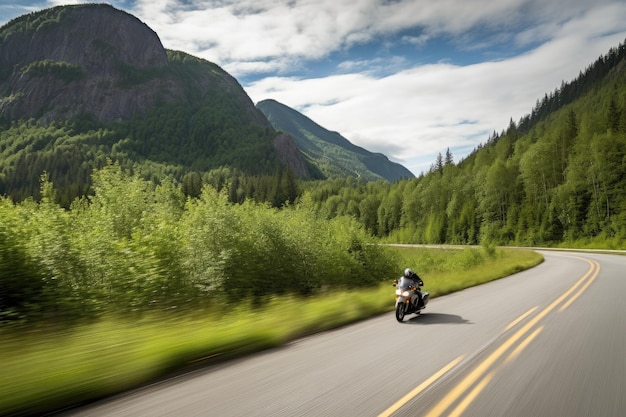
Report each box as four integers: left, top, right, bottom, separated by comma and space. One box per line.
305, 50, 626, 247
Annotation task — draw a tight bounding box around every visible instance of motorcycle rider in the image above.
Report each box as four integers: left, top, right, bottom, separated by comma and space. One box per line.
402, 268, 424, 309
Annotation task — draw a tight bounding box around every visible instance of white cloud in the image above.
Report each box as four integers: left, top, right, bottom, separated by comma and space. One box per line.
131, 0, 381, 65
245, 3, 626, 175
131, 0, 601, 71
3, 0, 626, 175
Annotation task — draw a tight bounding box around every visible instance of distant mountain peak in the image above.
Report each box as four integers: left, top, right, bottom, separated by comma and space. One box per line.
256, 99, 414, 181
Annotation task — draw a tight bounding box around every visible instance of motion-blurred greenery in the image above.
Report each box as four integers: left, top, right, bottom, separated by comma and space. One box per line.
0, 245, 542, 416
0, 163, 396, 325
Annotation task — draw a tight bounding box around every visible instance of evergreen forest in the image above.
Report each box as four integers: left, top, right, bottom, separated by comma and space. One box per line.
306, 42, 626, 248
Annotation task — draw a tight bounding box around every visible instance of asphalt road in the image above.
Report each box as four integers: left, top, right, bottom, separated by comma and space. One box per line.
61, 250, 626, 417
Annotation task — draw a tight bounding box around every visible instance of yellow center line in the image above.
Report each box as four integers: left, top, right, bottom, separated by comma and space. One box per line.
504, 326, 544, 365
423, 258, 598, 417
559, 259, 600, 312
504, 306, 538, 331
449, 326, 544, 417
448, 372, 495, 417
377, 355, 465, 417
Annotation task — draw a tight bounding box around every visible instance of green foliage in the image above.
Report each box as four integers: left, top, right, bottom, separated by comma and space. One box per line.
0, 119, 113, 206
0, 102, 286, 207
0, 202, 46, 321
0, 5, 68, 40
0, 164, 398, 323
392, 246, 491, 275
21, 60, 84, 82
0, 247, 542, 416
115, 63, 167, 88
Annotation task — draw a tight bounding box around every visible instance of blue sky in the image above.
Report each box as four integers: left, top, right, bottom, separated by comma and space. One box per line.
2, 1, 626, 175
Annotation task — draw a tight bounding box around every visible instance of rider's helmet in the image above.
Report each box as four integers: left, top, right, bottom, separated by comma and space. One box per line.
404, 268, 414, 278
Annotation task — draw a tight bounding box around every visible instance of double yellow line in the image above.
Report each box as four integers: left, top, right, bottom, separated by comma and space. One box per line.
379, 256, 600, 417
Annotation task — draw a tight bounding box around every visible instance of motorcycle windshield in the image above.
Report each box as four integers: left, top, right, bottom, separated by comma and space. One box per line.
396, 277, 414, 289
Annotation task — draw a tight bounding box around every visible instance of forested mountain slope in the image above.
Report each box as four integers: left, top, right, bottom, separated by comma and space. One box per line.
306, 39, 626, 247
257, 99, 414, 182
0, 4, 308, 205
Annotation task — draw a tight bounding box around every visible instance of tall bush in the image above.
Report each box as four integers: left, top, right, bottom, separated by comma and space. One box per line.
0, 164, 400, 324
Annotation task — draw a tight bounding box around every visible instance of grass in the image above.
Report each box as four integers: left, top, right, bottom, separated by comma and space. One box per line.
0, 247, 543, 416
392, 246, 544, 296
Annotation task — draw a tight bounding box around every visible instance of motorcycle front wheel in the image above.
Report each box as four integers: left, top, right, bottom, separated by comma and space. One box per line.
395, 302, 405, 322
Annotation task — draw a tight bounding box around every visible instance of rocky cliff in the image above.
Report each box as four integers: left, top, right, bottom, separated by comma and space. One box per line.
0, 4, 269, 127
1, 4, 167, 122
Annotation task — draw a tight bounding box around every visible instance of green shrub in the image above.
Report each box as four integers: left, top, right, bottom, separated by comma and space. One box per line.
22, 60, 84, 82
0, 164, 402, 323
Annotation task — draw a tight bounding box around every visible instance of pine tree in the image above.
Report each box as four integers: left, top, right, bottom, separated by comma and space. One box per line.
283, 167, 298, 205
431, 152, 444, 174
444, 148, 454, 166
181, 171, 202, 198
607, 96, 621, 132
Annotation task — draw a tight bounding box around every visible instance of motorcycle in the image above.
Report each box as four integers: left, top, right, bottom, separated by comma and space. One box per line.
393, 277, 429, 322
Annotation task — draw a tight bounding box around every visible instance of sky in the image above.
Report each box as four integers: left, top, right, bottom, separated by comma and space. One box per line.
2, 1, 626, 175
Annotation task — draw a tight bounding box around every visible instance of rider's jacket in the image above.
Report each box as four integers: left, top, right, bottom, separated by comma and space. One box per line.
398, 273, 423, 289
397, 276, 420, 289
397, 274, 423, 306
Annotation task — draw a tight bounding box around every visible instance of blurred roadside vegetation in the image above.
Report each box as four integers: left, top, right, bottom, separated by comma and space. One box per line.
0, 163, 542, 415
0, 245, 541, 416
0, 162, 395, 325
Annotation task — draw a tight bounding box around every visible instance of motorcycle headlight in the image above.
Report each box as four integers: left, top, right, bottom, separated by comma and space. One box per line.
402, 290, 411, 297
395, 289, 403, 296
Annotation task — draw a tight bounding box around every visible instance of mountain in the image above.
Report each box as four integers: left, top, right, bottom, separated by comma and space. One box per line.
0, 4, 311, 204
0, 4, 273, 126
257, 99, 415, 182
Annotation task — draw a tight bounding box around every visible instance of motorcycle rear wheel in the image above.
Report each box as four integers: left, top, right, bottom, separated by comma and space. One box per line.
395, 303, 405, 322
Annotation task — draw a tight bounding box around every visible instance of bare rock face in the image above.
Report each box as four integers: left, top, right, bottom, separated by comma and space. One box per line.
0, 4, 177, 122
0, 4, 167, 70
273, 133, 311, 177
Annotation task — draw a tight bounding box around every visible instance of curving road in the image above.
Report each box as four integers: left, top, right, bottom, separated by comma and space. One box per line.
60, 251, 626, 417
